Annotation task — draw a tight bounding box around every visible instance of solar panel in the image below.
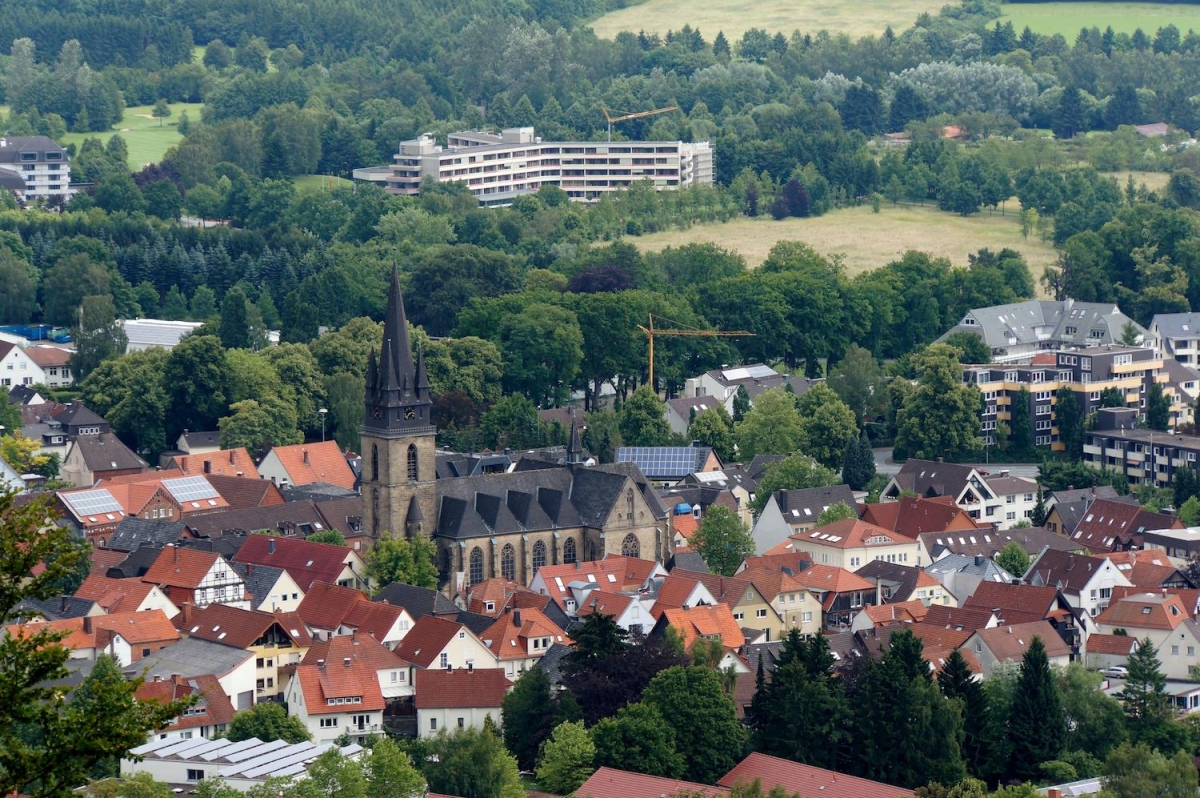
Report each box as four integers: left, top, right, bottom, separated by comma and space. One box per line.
617, 447, 700, 477
63, 489, 123, 516
162, 475, 219, 503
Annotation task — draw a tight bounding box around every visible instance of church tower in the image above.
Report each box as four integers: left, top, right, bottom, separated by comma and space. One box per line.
360, 268, 437, 540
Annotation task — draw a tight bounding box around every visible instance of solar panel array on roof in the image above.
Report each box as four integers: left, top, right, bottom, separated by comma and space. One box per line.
162, 475, 220, 503
63, 489, 123, 516
617, 446, 700, 477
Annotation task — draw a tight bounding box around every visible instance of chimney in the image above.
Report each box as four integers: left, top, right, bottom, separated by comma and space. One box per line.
467, 662, 474, 673
269, 538, 276, 554
317, 659, 325, 668
1048, 790, 1062, 798
975, 555, 985, 567
82, 616, 92, 634
513, 610, 522, 628
937, 456, 944, 463
303, 449, 310, 465
229, 450, 236, 465
173, 544, 179, 564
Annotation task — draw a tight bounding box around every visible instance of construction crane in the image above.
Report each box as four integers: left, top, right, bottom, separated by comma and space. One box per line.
637, 314, 754, 389
601, 105, 679, 141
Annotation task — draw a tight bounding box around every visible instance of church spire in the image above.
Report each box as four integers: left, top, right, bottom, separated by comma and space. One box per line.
362, 266, 433, 433
566, 408, 583, 465
382, 265, 418, 400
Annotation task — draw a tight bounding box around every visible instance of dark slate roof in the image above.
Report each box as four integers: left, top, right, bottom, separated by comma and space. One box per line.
668, 551, 711, 573
773, 484, 859, 523
17, 595, 98, 621
918, 526, 1082, 560
56, 403, 108, 429
535, 642, 573, 687
181, 431, 221, 449
314, 497, 364, 536
0, 170, 25, 191
743, 641, 784, 674
0, 136, 67, 164
853, 561, 923, 602
182, 502, 330, 538
7, 385, 41, 405
659, 484, 732, 512
177, 535, 246, 560
230, 561, 289, 605
107, 517, 188, 553
104, 545, 161, 578
888, 459, 975, 498
825, 630, 870, 667
434, 462, 665, 541
373, 582, 459, 618
436, 452, 515, 479
455, 609, 494, 636
70, 433, 148, 472
745, 455, 786, 481
1048, 487, 1132, 535
279, 482, 358, 502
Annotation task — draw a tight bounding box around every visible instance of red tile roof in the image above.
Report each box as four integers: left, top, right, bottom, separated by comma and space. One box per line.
413, 668, 510, 709
141, 547, 224, 590
792, 565, 874, 607
1068, 498, 1181, 552
738, 551, 813, 576
136, 674, 236, 731
24, 346, 71, 367
673, 512, 699, 540
74, 575, 162, 614
1088, 633, 1138, 656
737, 565, 808, 603
577, 767, 728, 798
654, 571, 713, 610
7, 610, 180, 652
479, 607, 567, 660
534, 556, 661, 611
465, 579, 538, 616
175, 602, 311, 649
294, 659, 385, 713
341, 600, 408, 642
658, 604, 745, 651
922, 604, 997, 632
577, 590, 634, 619
720, 753, 914, 798
88, 548, 129, 578
303, 632, 406, 672
264, 441, 357, 490
171, 449, 257, 478
860, 600, 930, 627
972, 620, 1072, 662
1105, 551, 1186, 589
296, 582, 371, 632
1095, 592, 1190, 631
861, 496, 981, 537
394, 616, 467, 669
233, 535, 358, 591
963, 582, 1060, 625
790, 518, 918, 550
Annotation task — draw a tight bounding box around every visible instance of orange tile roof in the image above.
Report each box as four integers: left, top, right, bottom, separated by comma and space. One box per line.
654, 571, 712, 610
341, 600, 408, 642
395, 615, 468, 668
577, 590, 635, 619
720, 753, 914, 798
141, 547, 225, 590
658, 604, 745, 651
296, 582, 372, 632
74, 575, 161, 613
737, 565, 807, 603
7, 610, 180, 651
789, 518, 918, 550
673, 512, 699, 540
465, 579, 538, 616
792, 565, 874, 597
861, 600, 930, 627
264, 441, 357, 490
25, 346, 71, 367
303, 632, 406, 672
294, 660, 385, 713
172, 449, 257, 478
479, 607, 567, 660
1088, 633, 1138, 656
89, 548, 129, 577
1105, 551, 1186, 589
973, 620, 1072, 661
414, 668, 510, 709
1095, 592, 1190, 631
578, 767, 728, 798
534, 556, 661, 610
136, 674, 236, 730
739, 552, 813, 576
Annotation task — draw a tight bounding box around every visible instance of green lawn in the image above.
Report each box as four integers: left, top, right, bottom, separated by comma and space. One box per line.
60, 102, 203, 170
998, 2, 1200, 37
589, 0, 943, 41
293, 174, 354, 193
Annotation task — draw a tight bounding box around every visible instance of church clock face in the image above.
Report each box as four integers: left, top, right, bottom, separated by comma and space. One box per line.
372, 407, 383, 419
404, 407, 416, 420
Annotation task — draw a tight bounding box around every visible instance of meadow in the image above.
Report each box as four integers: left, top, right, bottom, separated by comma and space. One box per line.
998, 1, 1200, 37
588, 0, 945, 41
292, 174, 354, 192
627, 202, 1059, 282
59, 102, 203, 169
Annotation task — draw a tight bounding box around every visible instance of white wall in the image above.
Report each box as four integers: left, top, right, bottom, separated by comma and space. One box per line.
417, 706, 501, 738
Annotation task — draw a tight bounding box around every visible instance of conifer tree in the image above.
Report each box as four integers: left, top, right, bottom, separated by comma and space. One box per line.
939, 648, 994, 780
1120, 637, 1171, 744
1007, 637, 1066, 780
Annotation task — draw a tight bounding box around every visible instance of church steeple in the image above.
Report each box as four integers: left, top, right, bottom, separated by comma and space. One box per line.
566, 408, 583, 465
363, 267, 433, 435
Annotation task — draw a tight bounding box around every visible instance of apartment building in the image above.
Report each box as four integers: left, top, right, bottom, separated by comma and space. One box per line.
0, 136, 74, 200
354, 127, 713, 206
1084, 407, 1200, 488
964, 345, 1186, 450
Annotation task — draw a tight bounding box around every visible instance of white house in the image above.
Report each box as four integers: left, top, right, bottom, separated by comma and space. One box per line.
394, 616, 500, 677
964, 620, 1073, 677
750, 485, 859, 555
0, 136, 74, 200
881, 460, 1035, 529
0, 341, 45, 391
285, 658, 387, 745
414, 668, 510, 738
576, 591, 656, 634
1026, 550, 1133, 619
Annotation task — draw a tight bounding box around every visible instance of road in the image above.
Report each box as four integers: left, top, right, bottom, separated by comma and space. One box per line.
872, 448, 1041, 479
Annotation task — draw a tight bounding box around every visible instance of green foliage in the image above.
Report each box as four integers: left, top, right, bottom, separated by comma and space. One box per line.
736, 388, 803, 461
641, 665, 747, 784
841, 432, 876, 491
939, 648, 995, 782
795, 382, 858, 470
692, 505, 754, 576
1101, 742, 1198, 798
364, 536, 438, 591
995, 541, 1031, 578
816, 500, 857, 526
534, 720, 595, 794
306, 530, 346, 545
751, 455, 841, 514
895, 344, 982, 461
1037, 461, 1128, 495
1008, 637, 1066, 781
1057, 664, 1126, 761
688, 406, 735, 463
502, 668, 578, 772
590, 702, 685, 778
365, 738, 425, 798
225, 701, 312, 744
1145, 382, 1171, 433
70, 295, 128, 383
619, 386, 671, 446
1120, 638, 1172, 745
408, 726, 524, 798
943, 331, 991, 365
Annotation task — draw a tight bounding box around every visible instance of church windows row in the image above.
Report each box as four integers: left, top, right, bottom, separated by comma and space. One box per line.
369, 444, 420, 482
466, 537, 584, 585
501, 544, 516, 581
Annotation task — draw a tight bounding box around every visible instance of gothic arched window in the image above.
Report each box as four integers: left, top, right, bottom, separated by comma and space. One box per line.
621, 533, 640, 558
371, 444, 379, 482
532, 540, 547, 571
407, 444, 418, 481
563, 537, 577, 565
469, 547, 485, 586
501, 543, 516, 581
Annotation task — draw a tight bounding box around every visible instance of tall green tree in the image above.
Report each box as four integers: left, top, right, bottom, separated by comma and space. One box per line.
590, 702, 685, 778
996, 541, 1031, 578
1145, 382, 1171, 432
842, 432, 875, 490
1009, 388, 1034, 452
1120, 638, 1172, 745
939, 648, 994, 780
498, 303, 583, 407
0, 249, 38, 324
1055, 387, 1084, 460
751, 455, 841, 513
1007, 637, 1067, 781
641, 666, 747, 784
796, 383, 858, 469
364, 536, 438, 591
1101, 742, 1198, 798
70, 294, 128, 382
503, 668, 576, 772
619, 386, 671, 446
736, 388, 803, 460
688, 406, 735, 463
225, 701, 311, 744
828, 345, 886, 422
692, 506, 755, 576
535, 721, 594, 795
163, 335, 232, 440
365, 738, 425, 798
895, 344, 982, 461
408, 726, 524, 798
218, 285, 253, 350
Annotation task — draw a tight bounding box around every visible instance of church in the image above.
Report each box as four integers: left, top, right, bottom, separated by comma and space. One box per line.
359, 270, 673, 591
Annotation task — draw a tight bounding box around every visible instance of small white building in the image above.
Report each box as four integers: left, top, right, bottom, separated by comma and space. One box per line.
123, 319, 204, 352
414, 668, 510, 738
0, 341, 45, 391
284, 658, 387, 745
122, 736, 363, 790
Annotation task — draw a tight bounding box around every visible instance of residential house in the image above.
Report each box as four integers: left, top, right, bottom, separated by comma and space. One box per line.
0, 456, 24, 493
529, 556, 666, 617
1094, 591, 1191, 648
737, 565, 824, 638
136, 674, 236, 742
652, 570, 719, 610
231, 562, 305, 613
479, 607, 568, 679
284, 657, 386, 744
1085, 633, 1138, 672
791, 564, 876, 631
233, 535, 368, 592
5, 610, 179, 666
719, 752, 915, 798
850, 599, 932, 633
257, 441, 357, 491
665, 395, 725, 436
1154, 619, 1200, 681
659, 569, 784, 641
917, 524, 1082, 563
1026, 549, 1132, 618
1055, 493, 1181, 553
936, 298, 1144, 364
963, 581, 1087, 656
861, 496, 981, 542
302, 633, 411, 700
141, 545, 250, 610
651, 604, 746, 664
24, 346, 71, 387
679, 470, 756, 527
853, 560, 954, 607
1043, 485, 1123, 535
923, 554, 1017, 603
59, 474, 231, 547
130, 636, 257, 710
750, 484, 859, 554
880, 459, 1024, 528
394, 615, 499, 676
122, 737, 363, 789
414, 668, 510, 737
615, 444, 721, 487
576, 590, 654, 634
1104, 551, 1193, 589
181, 501, 336, 541
1143, 527, 1200, 559
783, 518, 923, 570
857, 623, 980, 676
61, 432, 149, 489
0, 135, 75, 199
177, 431, 222, 456
296, 581, 413, 646
577, 767, 728, 798
173, 602, 311, 701
374, 582, 461, 621
74, 575, 180, 618
105, 517, 193, 553
0, 341, 45, 389
167, 448, 258, 479
922, 603, 1001, 632
682, 364, 816, 416
965, 620, 1074, 676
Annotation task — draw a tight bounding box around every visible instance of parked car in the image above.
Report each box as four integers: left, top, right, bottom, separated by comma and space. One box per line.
1100, 666, 1128, 679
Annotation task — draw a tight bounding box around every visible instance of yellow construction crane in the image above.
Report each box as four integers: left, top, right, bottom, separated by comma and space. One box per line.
637, 314, 754, 389
601, 105, 679, 141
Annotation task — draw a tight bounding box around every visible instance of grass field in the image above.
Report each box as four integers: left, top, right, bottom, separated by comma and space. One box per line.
628, 203, 1059, 282
588, 0, 944, 41
293, 174, 354, 192
1109, 169, 1171, 193
60, 102, 203, 170
998, 2, 1200, 37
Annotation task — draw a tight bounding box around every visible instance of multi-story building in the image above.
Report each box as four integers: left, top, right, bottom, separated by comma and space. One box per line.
964, 345, 1187, 450
0, 136, 75, 200
1084, 407, 1200, 488
354, 127, 713, 206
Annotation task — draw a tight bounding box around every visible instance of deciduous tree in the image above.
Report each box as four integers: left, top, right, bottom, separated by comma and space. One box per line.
590, 702, 685, 778
641, 665, 747, 784
364, 536, 438, 591
692, 506, 754, 576
535, 721, 594, 794
736, 388, 803, 460
996, 542, 1031, 578
796, 383, 858, 470
751, 455, 841, 514
225, 701, 311, 744
619, 386, 671, 446
895, 344, 982, 461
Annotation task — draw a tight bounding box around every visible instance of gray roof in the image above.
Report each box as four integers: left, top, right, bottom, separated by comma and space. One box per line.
666, 396, 724, 418
1049, 488, 1136, 535
925, 553, 1016, 582
435, 462, 665, 541
230, 562, 289, 605
745, 455, 786, 481
887, 459, 976, 498
104, 545, 158, 578
919, 525, 1083, 559
17, 595, 98, 621
0, 136, 67, 164
56, 403, 108, 430
69, 433, 148, 473
436, 452, 515, 479
853, 561, 924, 602
772, 484, 858, 523
455, 609, 494, 636
128, 637, 253, 679
534, 642, 573, 687
182, 501, 330, 538
374, 582, 459, 618
279, 482, 358, 502
0, 169, 25, 191
122, 319, 203, 348
939, 299, 1144, 350
1151, 312, 1200, 339
1161, 358, 1200, 403
181, 431, 221, 448
668, 550, 711, 574
107, 517, 188, 553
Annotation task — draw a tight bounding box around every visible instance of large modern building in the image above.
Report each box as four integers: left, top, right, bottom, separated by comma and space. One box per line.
354, 127, 713, 206
1084, 407, 1200, 488
964, 345, 1188, 449
0, 136, 75, 200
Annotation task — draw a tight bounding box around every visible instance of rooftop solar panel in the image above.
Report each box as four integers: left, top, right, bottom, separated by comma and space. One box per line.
63, 489, 123, 516
162, 475, 220, 503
